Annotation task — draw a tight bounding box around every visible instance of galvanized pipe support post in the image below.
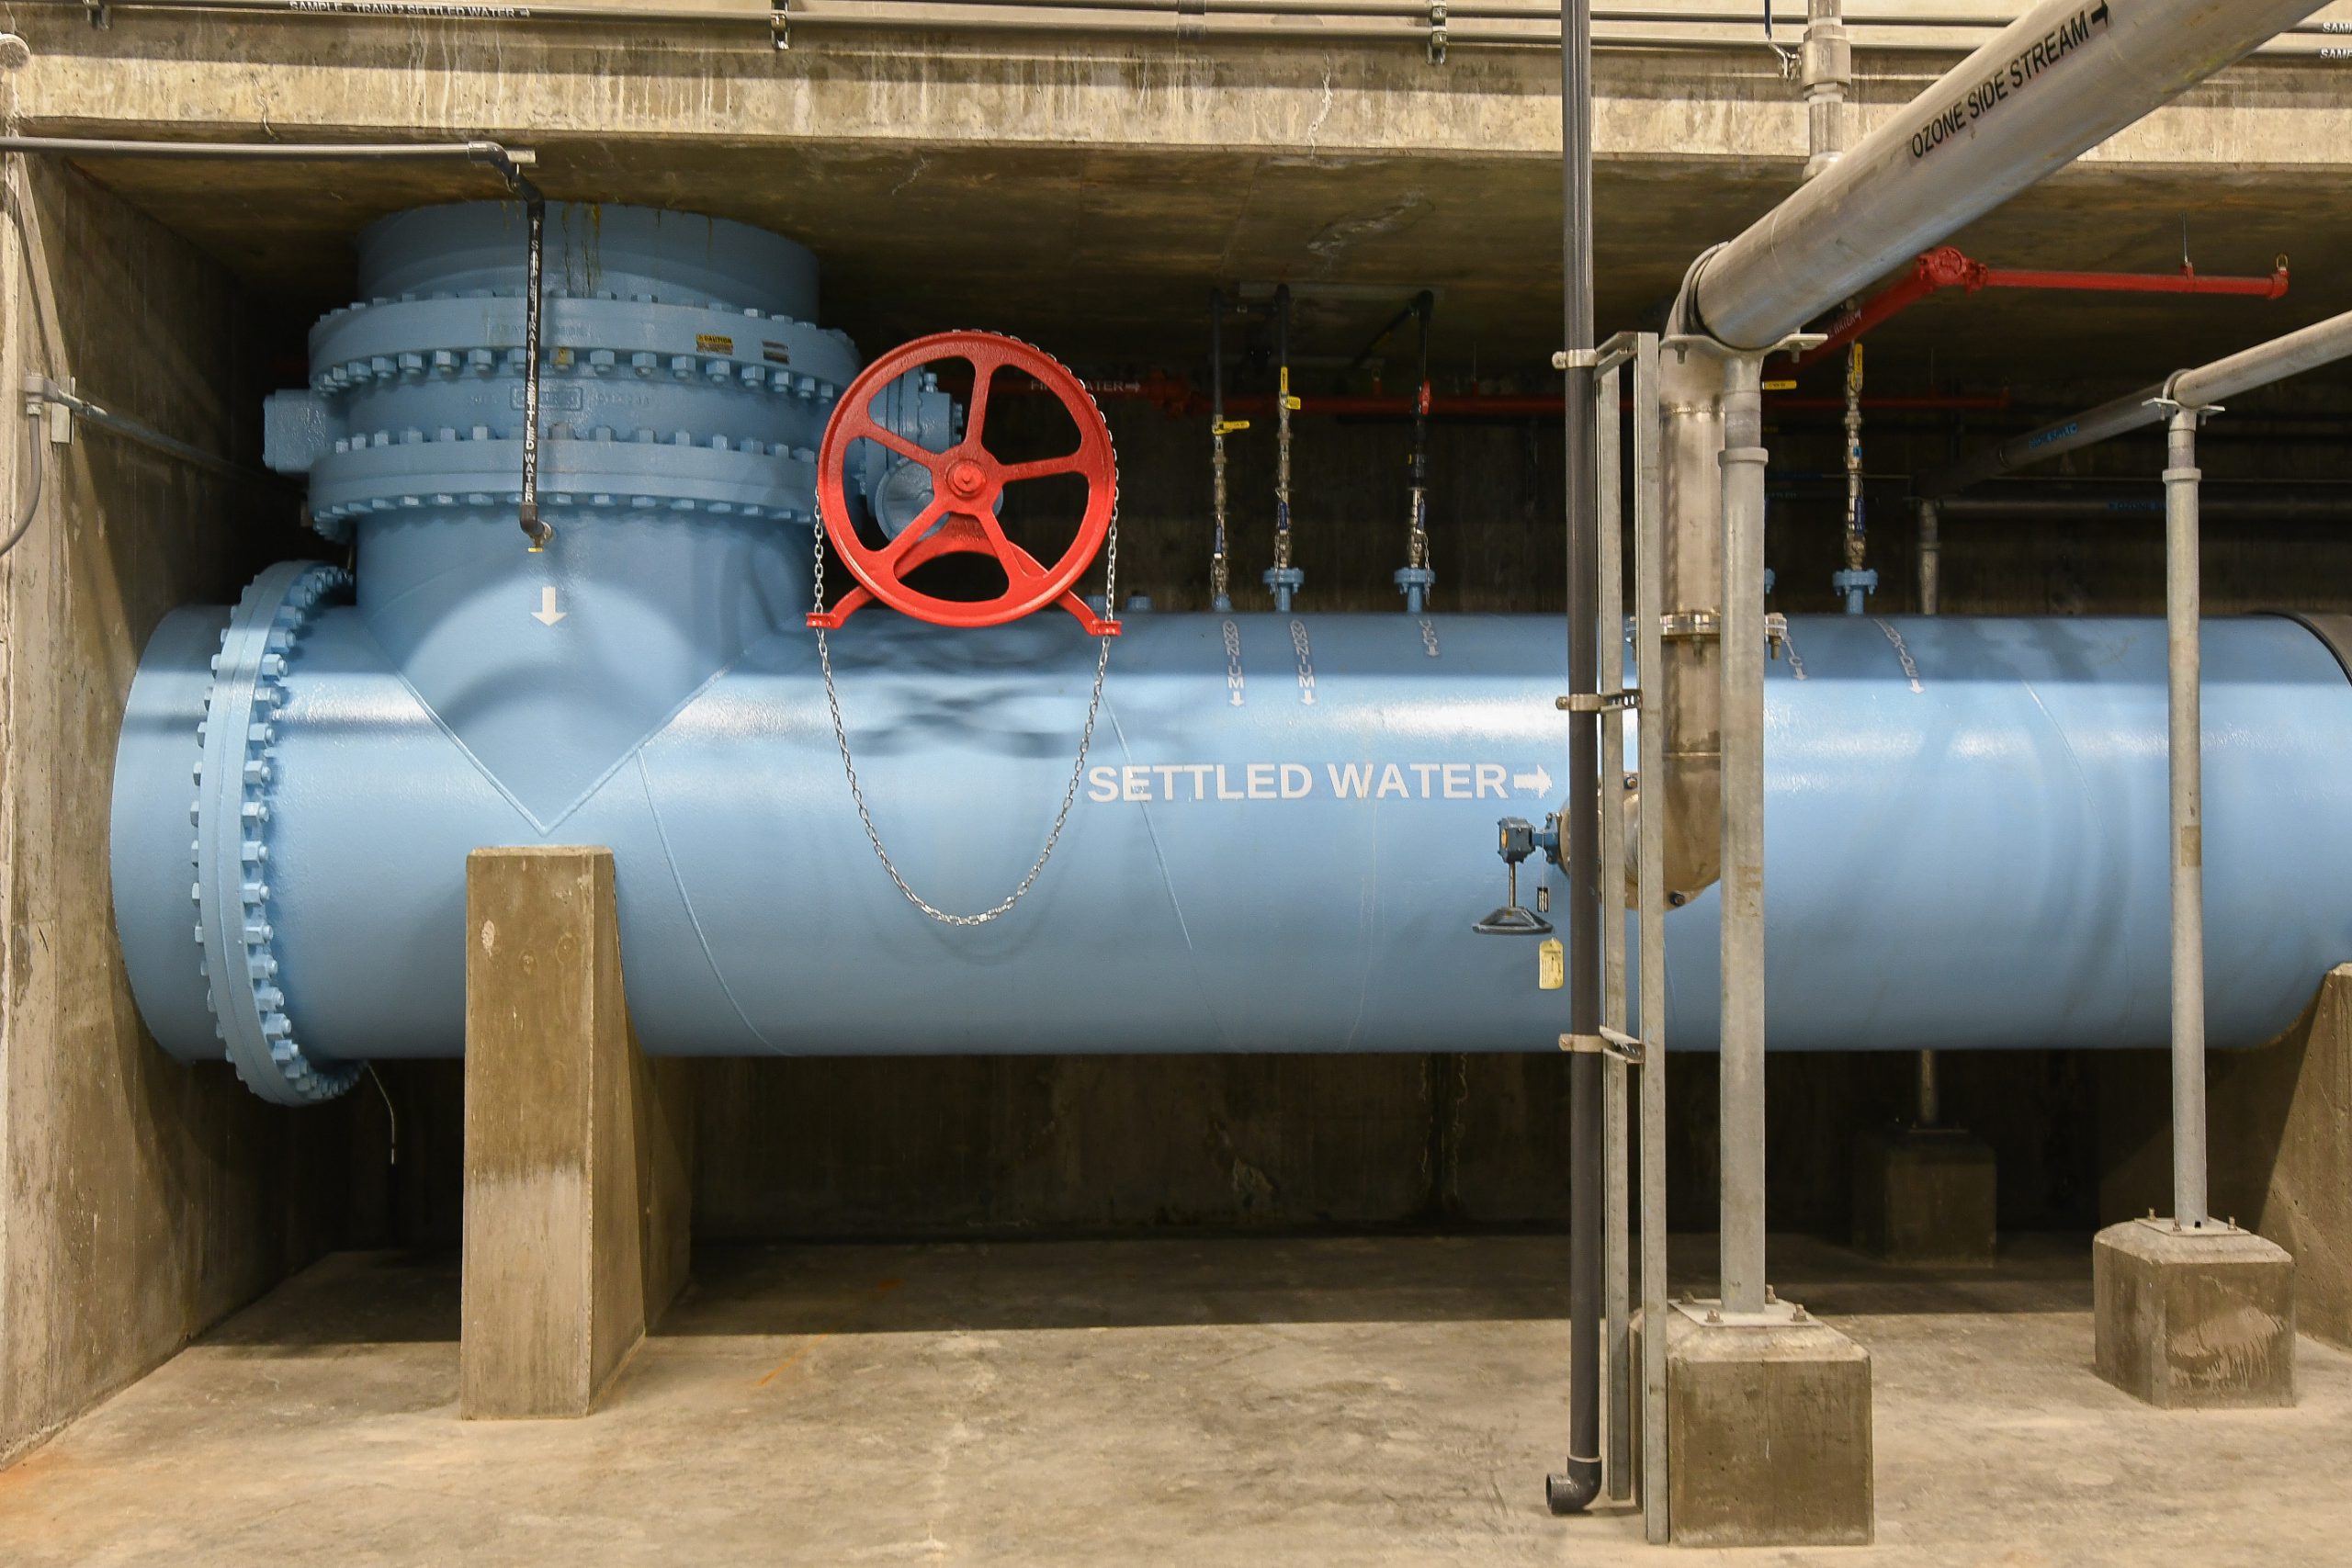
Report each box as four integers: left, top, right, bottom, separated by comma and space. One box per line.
2163, 396, 2214, 1228
1914, 497, 1939, 1127
1717, 347, 1771, 1316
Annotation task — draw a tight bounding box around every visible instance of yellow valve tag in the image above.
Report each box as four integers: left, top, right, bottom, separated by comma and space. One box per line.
1214, 419, 1252, 435
1283, 396, 1303, 411
1539, 938, 1566, 991
1763, 379, 1798, 392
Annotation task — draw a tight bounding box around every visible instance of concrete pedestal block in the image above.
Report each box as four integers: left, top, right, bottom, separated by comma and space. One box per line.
2101, 964, 2352, 1351
1852, 1126, 1996, 1265
1634, 1304, 1872, 1548
461, 847, 695, 1420
2093, 1221, 2295, 1408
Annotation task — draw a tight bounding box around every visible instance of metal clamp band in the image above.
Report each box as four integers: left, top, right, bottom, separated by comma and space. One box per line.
1661, 610, 1720, 641
1562, 1030, 1645, 1063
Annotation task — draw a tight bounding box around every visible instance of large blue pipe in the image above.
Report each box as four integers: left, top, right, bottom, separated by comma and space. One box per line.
107, 202, 2352, 1104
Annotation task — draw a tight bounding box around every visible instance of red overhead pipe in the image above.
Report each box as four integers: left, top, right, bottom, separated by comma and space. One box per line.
1016, 375, 2010, 419
1790, 245, 2290, 375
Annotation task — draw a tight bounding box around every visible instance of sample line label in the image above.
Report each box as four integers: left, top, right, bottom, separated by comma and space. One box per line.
1088, 761, 1555, 805
1910, 3, 2111, 161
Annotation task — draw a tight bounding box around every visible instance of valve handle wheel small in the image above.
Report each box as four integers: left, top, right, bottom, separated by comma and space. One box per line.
810, 331, 1120, 634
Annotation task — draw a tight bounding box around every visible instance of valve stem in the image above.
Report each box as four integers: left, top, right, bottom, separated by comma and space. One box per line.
516, 175, 553, 552
1209, 288, 1235, 612
1396, 289, 1437, 614
1264, 284, 1303, 613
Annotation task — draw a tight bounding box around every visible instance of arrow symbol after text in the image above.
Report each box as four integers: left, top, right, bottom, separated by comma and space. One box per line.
533, 586, 567, 626
1514, 764, 1554, 796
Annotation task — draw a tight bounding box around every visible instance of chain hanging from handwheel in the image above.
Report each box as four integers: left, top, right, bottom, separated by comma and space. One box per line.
808, 330, 1121, 926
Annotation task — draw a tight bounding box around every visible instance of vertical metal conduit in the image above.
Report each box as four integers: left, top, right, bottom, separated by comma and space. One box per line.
1802, 0, 1850, 181
1545, 0, 1602, 1519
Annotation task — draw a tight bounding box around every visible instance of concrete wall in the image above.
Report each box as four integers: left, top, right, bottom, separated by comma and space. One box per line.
0, 162, 345, 1464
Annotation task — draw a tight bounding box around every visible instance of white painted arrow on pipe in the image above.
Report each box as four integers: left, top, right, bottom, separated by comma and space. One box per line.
532, 586, 566, 626
1515, 764, 1554, 796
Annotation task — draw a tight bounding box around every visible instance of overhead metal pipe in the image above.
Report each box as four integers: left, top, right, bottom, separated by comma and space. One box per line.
1923, 304, 2352, 497
85, 0, 2352, 28
73, 0, 2348, 53
0, 135, 535, 187
1545, 0, 1603, 1520
0, 133, 548, 538
1688, 0, 2331, 354
1931, 491, 2352, 520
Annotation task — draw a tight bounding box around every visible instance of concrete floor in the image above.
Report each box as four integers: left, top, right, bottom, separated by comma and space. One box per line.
1, 1234, 2346, 1565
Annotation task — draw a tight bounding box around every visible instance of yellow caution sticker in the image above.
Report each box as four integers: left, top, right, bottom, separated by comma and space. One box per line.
696, 333, 736, 355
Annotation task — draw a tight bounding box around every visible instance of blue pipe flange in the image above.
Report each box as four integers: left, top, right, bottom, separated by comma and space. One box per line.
191, 559, 360, 1106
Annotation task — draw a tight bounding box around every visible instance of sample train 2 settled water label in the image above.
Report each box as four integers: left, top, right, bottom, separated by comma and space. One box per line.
1088, 761, 1555, 804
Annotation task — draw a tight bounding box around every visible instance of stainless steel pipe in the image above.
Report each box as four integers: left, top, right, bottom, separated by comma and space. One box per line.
1638, 339, 1725, 905
1803, 0, 1851, 180
1922, 307, 2352, 498
1690, 0, 2329, 353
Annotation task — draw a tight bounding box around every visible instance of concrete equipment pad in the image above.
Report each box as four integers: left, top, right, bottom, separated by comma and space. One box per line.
2095, 1219, 2297, 1408
1641, 1303, 1874, 1546
1855, 1127, 1999, 1265
3, 1235, 2350, 1565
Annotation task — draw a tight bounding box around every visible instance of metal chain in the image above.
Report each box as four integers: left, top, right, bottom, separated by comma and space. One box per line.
811, 409, 1119, 926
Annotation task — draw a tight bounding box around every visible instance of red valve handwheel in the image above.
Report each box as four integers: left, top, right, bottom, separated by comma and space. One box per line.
809, 332, 1120, 635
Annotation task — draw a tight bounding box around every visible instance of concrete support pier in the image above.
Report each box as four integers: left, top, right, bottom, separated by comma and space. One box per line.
1853, 1126, 1998, 1266
461, 847, 695, 1420
2094, 1222, 2296, 1408
1636, 1303, 1873, 1547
